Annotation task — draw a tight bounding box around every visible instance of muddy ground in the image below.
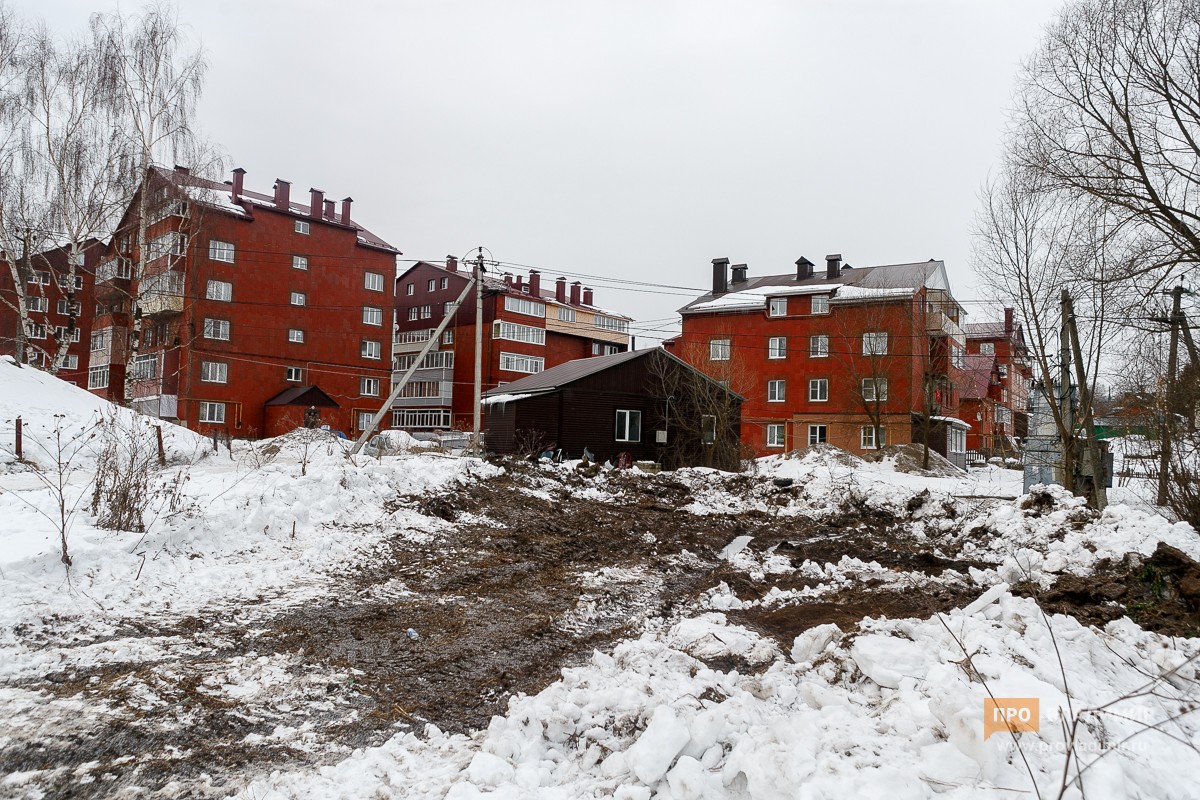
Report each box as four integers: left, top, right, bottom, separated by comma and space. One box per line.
3, 463, 1195, 798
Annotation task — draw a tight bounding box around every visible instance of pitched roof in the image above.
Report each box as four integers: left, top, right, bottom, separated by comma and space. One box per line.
265, 385, 339, 407
482, 347, 743, 400
959, 354, 999, 400
963, 322, 1007, 339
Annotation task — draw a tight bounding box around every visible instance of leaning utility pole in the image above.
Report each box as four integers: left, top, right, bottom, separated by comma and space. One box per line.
1157, 285, 1184, 505
472, 249, 485, 454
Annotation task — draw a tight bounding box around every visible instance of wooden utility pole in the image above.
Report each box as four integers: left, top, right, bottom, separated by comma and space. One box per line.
1064, 292, 1107, 510
472, 249, 485, 454
1157, 285, 1184, 506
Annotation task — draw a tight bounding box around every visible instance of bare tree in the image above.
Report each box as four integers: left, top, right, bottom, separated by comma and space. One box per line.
648, 346, 745, 471
1013, 0, 1200, 289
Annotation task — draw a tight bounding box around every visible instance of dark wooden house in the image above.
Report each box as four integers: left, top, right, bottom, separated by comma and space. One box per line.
483, 348, 744, 470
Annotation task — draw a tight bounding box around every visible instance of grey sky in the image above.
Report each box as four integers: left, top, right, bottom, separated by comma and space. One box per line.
20, 1, 1066, 344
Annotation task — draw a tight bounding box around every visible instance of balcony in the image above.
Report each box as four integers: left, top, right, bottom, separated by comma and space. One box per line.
394, 328, 439, 353
139, 271, 185, 317
925, 310, 965, 346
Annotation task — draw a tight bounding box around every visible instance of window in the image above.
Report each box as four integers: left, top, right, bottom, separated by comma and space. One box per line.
363, 306, 384, 326
365, 272, 384, 292
811, 295, 829, 314
768, 298, 787, 317
285, 366, 303, 382
28, 270, 51, 285
25, 350, 44, 366
615, 409, 642, 442
427, 279, 436, 292
392, 409, 453, 429
979, 342, 995, 355
56, 300, 80, 315
208, 240, 235, 263
558, 307, 577, 323
766, 424, 786, 448
861, 426, 885, 449
420, 304, 432, 319
593, 342, 619, 356
361, 377, 380, 396
290, 291, 307, 306
499, 351, 544, 374
810, 335, 829, 358
951, 345, 964, 369
53, 326, 81, 343
87, 366, 109, 389
863, 332, 888, 355
288, 329, 305, 343
131, 354, 158, 380
199, 401, 226, 424
768, 380, 786, 402
295, 220, 310, 235
362, 340, 382, 360
701, 415, 717, 444
493, 321, 546, 345
206, 280, 232, 301
73, 276, 83, 291
29, 324, 46, 339
200, 361, 227, 383
594, 315, 629, 333
503, 295, 546, 318
90, 330, 109, 352
406, 283, 414, 296
809, 378, 828, 402
62, 354, 78, 370
395, 351, 454, 370
442, 329, 455, 345
440, 277, 448, 290
862, 378, 888, 402
204, 318, 230, 340
710, 339, 731, 361
808, 424, 827, 447
25, 296, 48, 312
949, 427, 966, 454
768, 336, 787, 359
356, 411, 374, 431
398, 380, 444, 399
408, 307, 419, 321
292, 255, 308, 271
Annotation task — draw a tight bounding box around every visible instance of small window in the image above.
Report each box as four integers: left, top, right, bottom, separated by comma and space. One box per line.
208, 240, 235, 263
363, 306, 383, 326
25, 296, 48, 312
90, 330, 109, 352
427, 279, 436, 292
295, 220, 310, 235
862, 378, 888, 402
29, 324, 46, 339
206, 280, 232, 301
53, 326, 81, 343
131, 353, 158, 380
73, 276, 83, 290
810, 335, 829, 358
200, 361, 228, 383
768, 298, 787, 317
615, 409, 642, 442
56, 300, 80, 315
768, 379, 786, 402
292, 255, 309, 271
863, 332, 888, 355
768, 336, 786, 359
709, 339, 731, 361
440, 277, 449, 290
808, 378, 828, 402
701, 415, 717, 444
443, 301, 455, 315
808, 424, 827, 446
361, 377, 380, 396
408, 307, 419, 321
285, 366, 303, 382
406, 283, 414, 296
420, 305, 432, 319
811, 295, 829, 314
951, 345, 964, 369
356, 411, 373, 431
442, 329, 454, 345
362, 340, 382, 360
766, 424, 786, 448
558, 306, 577, 323
199, 401, 226, 423
365, 272, 384, 292
203, 318, 230, 341
288, 329, 305, 343
861, 426, 885, 449
979, 342, 995, 355
28, 270, 50, 285
62, 354, 79, 370
290, 291, 307, 306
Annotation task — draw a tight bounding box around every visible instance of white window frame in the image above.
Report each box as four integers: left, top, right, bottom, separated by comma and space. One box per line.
131, 353, 158, 380
292, 255, 309, 271
766, 423, 786, 448
808, 424, 827, 447
290, 291, 307, 307
493, 320, 546, 345
363, 306, 384, 326
285, 366, 303, 382
204, 318, 230, 341
361, 377, 380, 396
206, 279, 232, 301
861, 425, 885, 450
442, 329, 454, 345
767, 379, 786, 402
420, 305, 432, 319
199, 401, 226, 424
768, 298, 787, 317
503, 295, 546, 318
295, 220, 310, 235
558, 306, 577, 323
810, 335, 829, 358
25, 296, 48, 312
709, 339, 731, 361
615, 409, 642, 443
427, 279, 436, 292
56, 299, 80, 316
979, 342, 995, 355
362, 339, 382, 360
200, 361, 228, 383
87, 366, 109, 389
440, 277, 449, 290
288, 329, 305, 343
90, 329, 109, 352
808, 378, 828, 402
365, 272, 384, 292
768, 336, 787, 359
863, 332, 888, 355
208, 240, 235, 263
408, 307, 419, 321
861, 378, 888, 402
499, 351, 544, 374
62, 354, 79, 370
811, 295, 829, 314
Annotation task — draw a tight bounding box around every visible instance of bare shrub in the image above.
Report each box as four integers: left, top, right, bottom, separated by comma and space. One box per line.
512, 429, 548, 461
1165, 433, 1200, 529
91, 412, 161, 532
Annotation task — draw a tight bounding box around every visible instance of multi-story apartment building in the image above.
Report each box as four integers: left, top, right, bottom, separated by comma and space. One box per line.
88, 165, 399, 438
0, 240, 102, 385
963, 308, 1033, 447
670, 254, 970, 463
391, 258, 632, 431
959, 352, 1004, 453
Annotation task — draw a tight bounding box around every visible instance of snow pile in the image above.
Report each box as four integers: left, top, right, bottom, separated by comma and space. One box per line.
235, 592, 1200, 799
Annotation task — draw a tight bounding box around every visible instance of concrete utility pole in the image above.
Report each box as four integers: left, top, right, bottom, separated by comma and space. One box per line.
472, 249, 485, 454
1157, 285, 1184, 506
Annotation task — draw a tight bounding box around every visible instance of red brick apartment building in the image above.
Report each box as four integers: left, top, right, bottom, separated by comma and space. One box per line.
669, 254, 971, 463
392, 258, 632, 430
961, 308, 1033, 452
1, 239, 102, 385
87, 165, 399, 438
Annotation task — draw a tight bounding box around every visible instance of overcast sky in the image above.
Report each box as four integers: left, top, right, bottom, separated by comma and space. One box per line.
21, 1, 1066, 345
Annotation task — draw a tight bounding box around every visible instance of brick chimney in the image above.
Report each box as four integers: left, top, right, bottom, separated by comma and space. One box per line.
503, 273, 513, 287
515, 275, 524, 292
570, 281, 581, 305
529, 270, 540, 297
555, 276, 566, 303
731, 264, 748, 284
825, 253, 842, 280
231, 168, 245, 202
323, 199, 336, 220
309, 188, 324, 219
341, 197, 353, 225
446, 255, 459, 273
273, 179, 291, 210
796, 257, 814, 280
712, 257, 730, 295
1004, 307, 1014, 337
583, 287, 594, 306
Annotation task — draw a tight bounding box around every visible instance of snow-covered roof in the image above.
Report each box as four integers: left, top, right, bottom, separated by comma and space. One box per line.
480, 393, 534, 406
688, 284, 834, 312
930, 415, 971, 429
830, 285, 916, 302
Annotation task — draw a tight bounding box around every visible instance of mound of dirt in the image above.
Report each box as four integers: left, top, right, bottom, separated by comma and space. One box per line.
863, 444, 963, 477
